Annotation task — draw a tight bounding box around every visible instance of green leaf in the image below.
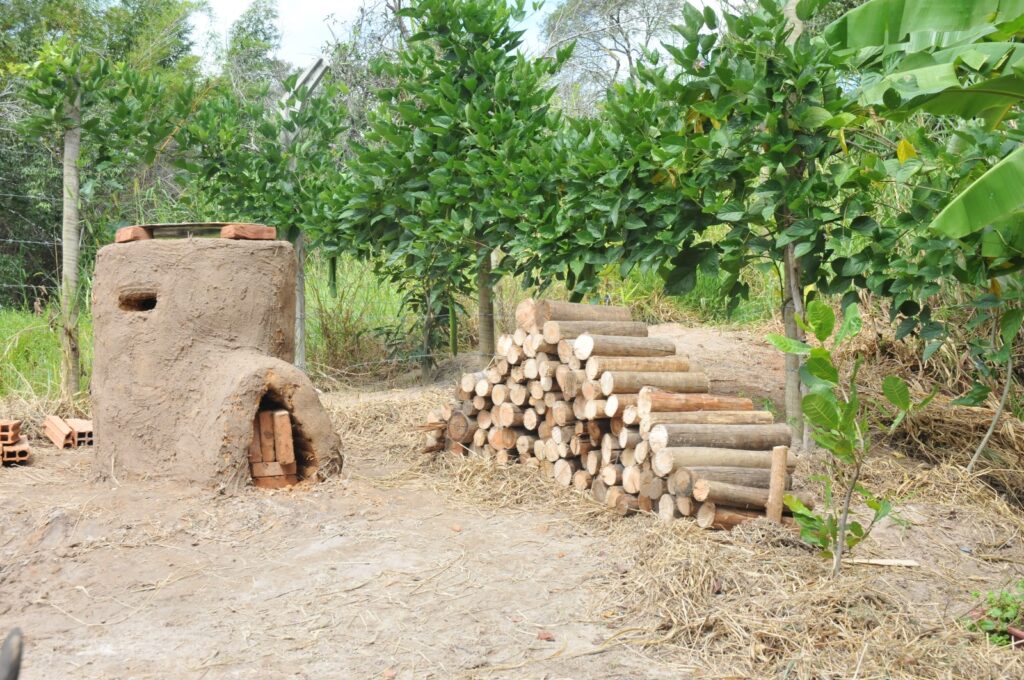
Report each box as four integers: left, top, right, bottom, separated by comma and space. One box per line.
802, 392, 841, 430
806, 300, 836, 342
766, 333, 812, 355
1001, 308, 1024, 346
795, 0, 825, 21
931, 147, 1024, 242
882, 376, 912, 412
834, 303, 862, 346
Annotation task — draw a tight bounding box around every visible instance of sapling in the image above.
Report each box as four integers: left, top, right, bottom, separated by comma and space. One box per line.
768, 301, 931, 577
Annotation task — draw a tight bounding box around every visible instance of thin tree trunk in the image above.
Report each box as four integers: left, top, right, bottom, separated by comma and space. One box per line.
60, 95, 82, 401
422, 289, 432, 376
328, 255, 338, 298
783, 244, 805, 448
478, 247, 495, 358
294, 232, 307, 370
449, 297, 458, 356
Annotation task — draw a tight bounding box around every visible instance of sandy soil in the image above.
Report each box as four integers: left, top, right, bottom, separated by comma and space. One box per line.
2, 326, 1023, 678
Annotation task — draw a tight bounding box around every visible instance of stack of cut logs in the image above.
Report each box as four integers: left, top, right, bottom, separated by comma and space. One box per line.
423, 298, 811, 529
249, 410, 299, 489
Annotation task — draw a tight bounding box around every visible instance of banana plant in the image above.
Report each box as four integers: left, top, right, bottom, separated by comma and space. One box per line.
824, 0, 1024, 261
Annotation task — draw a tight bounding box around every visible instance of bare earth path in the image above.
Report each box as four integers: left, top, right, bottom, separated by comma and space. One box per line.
2, 327, 1023, 678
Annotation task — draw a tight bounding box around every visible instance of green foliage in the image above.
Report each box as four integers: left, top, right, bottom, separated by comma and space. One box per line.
175, 75, 348, 241
769, 300, 922, 575
965, 580, 1024, 646
332, 0, 568, 359
0, 308, 92, 398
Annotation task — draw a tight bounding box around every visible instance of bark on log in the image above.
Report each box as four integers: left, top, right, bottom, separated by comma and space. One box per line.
666, 468, 695, 496
640, 410, 774, 434
573, 334, 678, 361
612, 490, 639, 516
686, 466, 792, 489
551, 401, 576, 426
647, 424, 792, 453
695, 503, 793, 530
555, 365, 586, 398
580, 380, 604, 401
585, 355, 691, 380
693, 479, 813, 511
637, 388, 755, 416
618, 427, 641, 450
766, 445, 789, 524
542, 320, 648, 344
557, 339, 576, 363
641, 473, 664, 500
651, 446, 796, 476
600, 371, 709, 396
535, 300, 632, 324
583, 399, 609, 420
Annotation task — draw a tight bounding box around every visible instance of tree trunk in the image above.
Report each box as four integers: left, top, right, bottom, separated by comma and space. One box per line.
328, 255, 338, 298
783, 243, 805, 447
478, 247, 495, 357
449, 296, 458, 356
294, 232, 307, 370
60, 96, 82, 401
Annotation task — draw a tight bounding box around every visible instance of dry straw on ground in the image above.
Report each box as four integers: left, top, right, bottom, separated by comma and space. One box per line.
331, 386, 1024, 678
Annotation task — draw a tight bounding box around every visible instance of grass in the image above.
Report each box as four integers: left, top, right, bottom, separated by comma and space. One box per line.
0, 254, 778, 396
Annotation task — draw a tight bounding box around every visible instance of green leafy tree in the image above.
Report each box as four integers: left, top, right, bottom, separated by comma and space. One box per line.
336, 0, 569, 362
18, 37, 186, 399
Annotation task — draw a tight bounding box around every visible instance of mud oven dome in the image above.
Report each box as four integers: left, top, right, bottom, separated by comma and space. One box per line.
91, 225, 343, 491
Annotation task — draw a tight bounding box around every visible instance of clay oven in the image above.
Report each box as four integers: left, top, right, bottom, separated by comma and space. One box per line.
91, 227, 342, 490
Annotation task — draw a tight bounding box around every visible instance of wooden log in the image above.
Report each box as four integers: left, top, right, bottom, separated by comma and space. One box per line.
525, 335, 558, 357
666, 468, 695, 497
447, 412, 479, 442
641, 474, 665, 500
618, 427, 641, 450
550, 424, 575, 445
585, 450, 601, 475
496, 334, 513, 357
622, 465, 643, 494
591, 478, 608, 504
523, 408, 539, 431
693, 479, 813, 511
515, 298, 537, 329
580, 380, 603, 401
587, 419, 609, 445
695, 502, 793, 530
687, 466, 793, 489
604, 394, 639, 418
495, 449, 514, 465
535, 300, 632, 324
512, 327, 529, 346
612, 490, 639, 516
474, 378, 492, 397
439, 403, 454, 421
638, 494, 654, 513
510, 365, 526, 382
639, 410, 774, 434
455, 386, 472, 401
487, 427, 521, 451
496, 403, 525, 428
573, 334, 677, 361
472, 395, 488, 411
491, 383, 509, 405
554, 459, 579, 487
542, 320, 648, 344
622, 405, 640, 426
600, 371, 709, 396
528, 381, 545, 400
572, 469, 593, 491
647, 424, 792, 453
619, 447, 636, 467
472, 427, 488, 450
637, 388, 754, 416
536, 359, 558, 379
555, 365, 586, 398
583, 399, 609, 420
766, 445, 789, 524
658, 494, 681, 522
633, 440, 649, 465
459, 399, 480, 416
506, 344, 523, 365
537, 420, 553, 439
609, 417, 624, 437
677, 496, 699, 517
496, 358, 510, 376
533, 439, 546, 458
509, 383, 528, 405
651, 446, 796, 475
585, 355, 691, 380
477, 409, 493, 430
543, 391, 566, 407
485, 366, 503, 384
570, 434, 593, 457
523, 357, 541, 380
516, 435, 536, 456
600, 433, 621, 461
551, 401, 575, 426
600, 463, 624, 486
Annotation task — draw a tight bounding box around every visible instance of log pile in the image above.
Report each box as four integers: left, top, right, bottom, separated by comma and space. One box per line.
1, 419, 30, 465
422, 298, 805, 529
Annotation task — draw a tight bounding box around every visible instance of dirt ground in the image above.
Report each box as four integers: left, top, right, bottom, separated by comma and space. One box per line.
3, 326, 1024, 678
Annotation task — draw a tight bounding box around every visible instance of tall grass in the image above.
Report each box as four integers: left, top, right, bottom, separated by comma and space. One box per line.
0, 307, 93, 398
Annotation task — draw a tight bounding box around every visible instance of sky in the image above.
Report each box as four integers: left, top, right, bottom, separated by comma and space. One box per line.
194, 0, 550, 69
